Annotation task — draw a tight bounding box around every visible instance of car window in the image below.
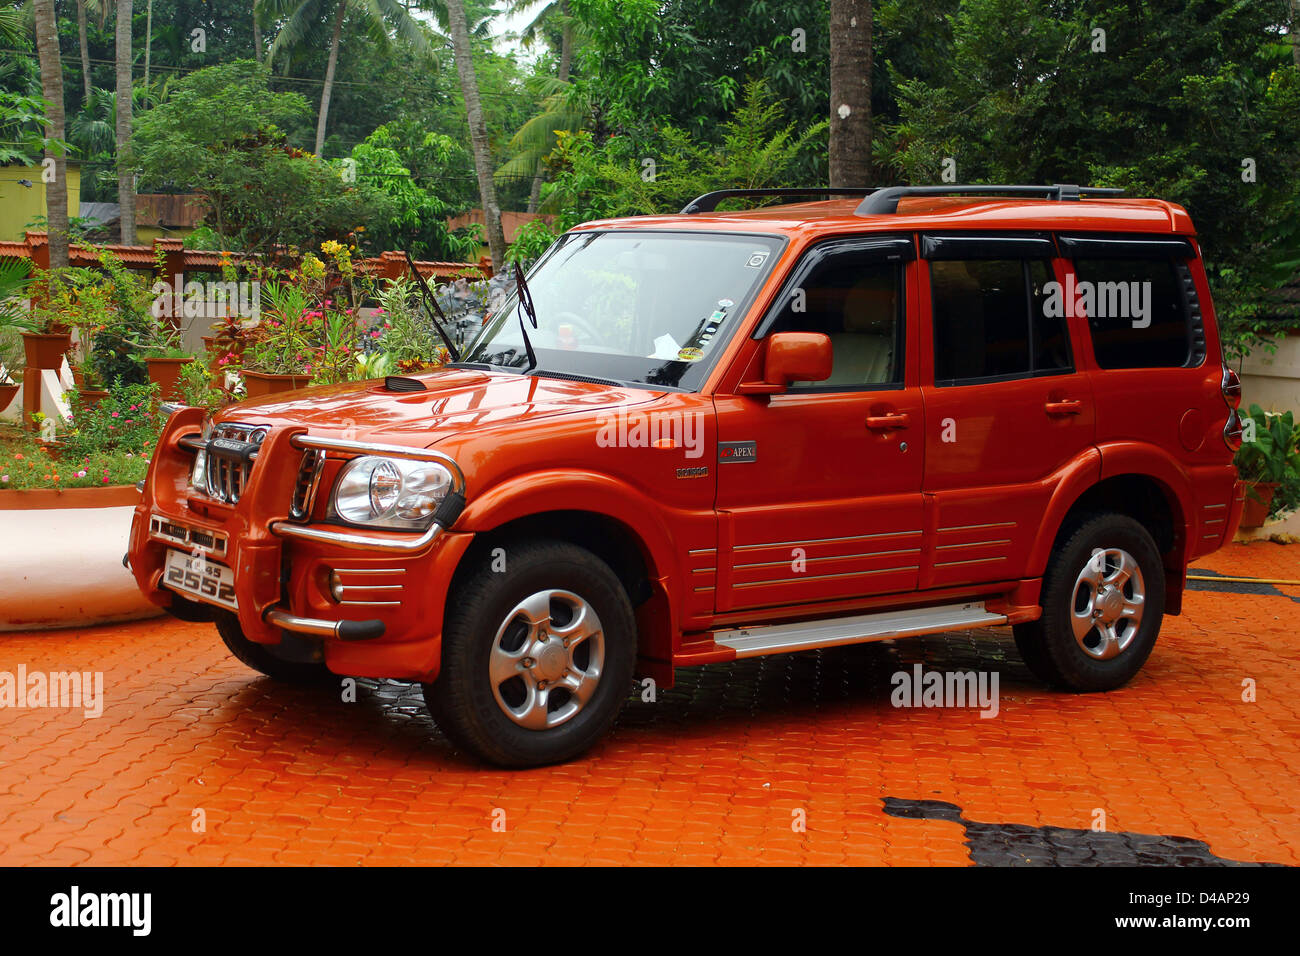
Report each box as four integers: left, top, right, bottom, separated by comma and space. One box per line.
765, 252, 904, 389
930, 258, 1069, 384
1072, 258, 1191, 369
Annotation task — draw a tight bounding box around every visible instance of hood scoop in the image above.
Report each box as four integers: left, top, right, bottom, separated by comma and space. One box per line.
383, 375, 427, 393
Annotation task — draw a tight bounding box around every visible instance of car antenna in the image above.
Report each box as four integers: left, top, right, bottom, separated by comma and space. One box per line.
513, 261, 539, 372
402, 249, 462, 364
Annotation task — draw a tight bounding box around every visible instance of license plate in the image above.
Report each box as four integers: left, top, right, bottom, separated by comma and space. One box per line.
162, 548, 238, 610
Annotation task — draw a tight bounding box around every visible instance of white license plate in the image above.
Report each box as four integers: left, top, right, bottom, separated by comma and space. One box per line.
163, 548, 238, 610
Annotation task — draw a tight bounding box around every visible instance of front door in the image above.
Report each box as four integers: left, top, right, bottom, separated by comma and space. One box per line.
714, 237, 926, 613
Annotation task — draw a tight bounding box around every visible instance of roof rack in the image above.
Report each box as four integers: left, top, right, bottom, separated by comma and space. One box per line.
679, 187, 880, 214
855, 183, 1125, 215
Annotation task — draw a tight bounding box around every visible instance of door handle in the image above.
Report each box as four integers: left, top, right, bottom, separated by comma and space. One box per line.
1045, 399, 1083, 416
865, 412, 910, 430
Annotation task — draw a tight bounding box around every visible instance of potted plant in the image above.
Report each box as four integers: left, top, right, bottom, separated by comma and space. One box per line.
240, 280, 328, 398
0, 369, 18, 415
1234, 404, 1300, 529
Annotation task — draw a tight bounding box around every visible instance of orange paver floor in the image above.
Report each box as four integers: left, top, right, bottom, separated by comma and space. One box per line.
1, 541, 1297, 866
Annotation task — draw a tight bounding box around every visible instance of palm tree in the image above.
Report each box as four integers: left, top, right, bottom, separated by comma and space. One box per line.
116, 0, 136, 243
263, 0, 428, 156
76, 1, 93, 101
828, 0, 873, 188
32, 0, 69, 269
444, 0, 506, 268
505, 0, 577, 211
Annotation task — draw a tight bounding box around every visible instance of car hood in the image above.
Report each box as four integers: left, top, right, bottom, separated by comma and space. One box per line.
214, 367, 665, 447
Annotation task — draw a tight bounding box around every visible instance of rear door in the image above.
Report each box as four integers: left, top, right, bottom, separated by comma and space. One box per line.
713, 236, 926, 613
917, 233, 1096, 588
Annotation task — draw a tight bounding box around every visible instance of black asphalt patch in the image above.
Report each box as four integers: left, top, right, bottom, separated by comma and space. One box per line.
882, 798, 1284, 867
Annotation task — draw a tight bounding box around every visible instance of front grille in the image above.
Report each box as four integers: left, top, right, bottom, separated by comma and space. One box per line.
289, 449, 326, 520
202, 422, 267, 504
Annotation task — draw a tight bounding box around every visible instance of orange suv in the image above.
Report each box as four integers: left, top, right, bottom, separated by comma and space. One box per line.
128, 184, 1247, 767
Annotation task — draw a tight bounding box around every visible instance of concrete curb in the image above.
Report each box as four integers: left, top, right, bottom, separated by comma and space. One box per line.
0, 504, 164, 632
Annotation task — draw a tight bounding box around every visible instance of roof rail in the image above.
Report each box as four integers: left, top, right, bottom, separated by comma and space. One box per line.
855, 184, 1125, 216
680, 187, 880, 214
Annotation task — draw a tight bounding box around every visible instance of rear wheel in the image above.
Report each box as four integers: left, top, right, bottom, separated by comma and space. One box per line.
424, 540, 637, 767
215, 612, 333, 684
1013, 513, 1165, 691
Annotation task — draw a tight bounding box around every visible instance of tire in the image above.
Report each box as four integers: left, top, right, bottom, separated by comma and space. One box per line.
215, 612, 333, 684
1013, 513, 1166, 692
424, 540, 637, 768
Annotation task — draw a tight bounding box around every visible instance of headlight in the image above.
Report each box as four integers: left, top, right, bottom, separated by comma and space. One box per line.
330, 456, 454, 530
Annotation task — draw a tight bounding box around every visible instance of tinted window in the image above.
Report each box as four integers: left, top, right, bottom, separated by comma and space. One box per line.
931, 259, 1066, 382
1073, 258, 1190, 368
766, 252, 903, 388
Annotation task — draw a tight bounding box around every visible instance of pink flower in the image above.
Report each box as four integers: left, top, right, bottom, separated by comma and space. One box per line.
111, 411, 120, 418
102, 476, 109, 484
129, 404, 138, 411
1, 475, 8, 483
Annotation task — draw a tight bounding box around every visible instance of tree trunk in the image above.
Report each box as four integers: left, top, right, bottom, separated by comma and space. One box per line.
828, 0, 873, 188
33, 0, 69, 269
253, 2, 263, 63
447, 0, 506, 269
144, 0, 153, 92
77, 0, 92, 102
1292, 0, 1300, 68
315, 1, 348, 156
116, 0, 137, 245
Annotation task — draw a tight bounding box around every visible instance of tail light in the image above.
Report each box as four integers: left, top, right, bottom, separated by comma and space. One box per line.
1224, 407, 1243, 451
1221, 364, 1242, 408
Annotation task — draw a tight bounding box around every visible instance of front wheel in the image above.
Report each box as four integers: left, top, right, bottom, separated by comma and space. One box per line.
424, 540, 637, 767
1014, 513, 1166, 692
216, 612, 333, 684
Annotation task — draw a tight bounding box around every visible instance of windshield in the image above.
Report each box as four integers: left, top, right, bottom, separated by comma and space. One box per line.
460, 230, 784, 389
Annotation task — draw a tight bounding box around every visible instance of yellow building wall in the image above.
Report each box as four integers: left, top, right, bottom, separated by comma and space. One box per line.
0, 164, 82, 241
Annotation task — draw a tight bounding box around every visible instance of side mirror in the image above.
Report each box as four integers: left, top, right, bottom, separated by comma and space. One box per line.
738, 332, 832, 395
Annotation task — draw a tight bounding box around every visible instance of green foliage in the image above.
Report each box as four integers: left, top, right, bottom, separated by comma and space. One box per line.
545, 81, 828, 228
132, 61, 391, 259
372, 277, 446, 369
1235, 403, 1300, 485
62, 381, 164, 463
505, 217, 559, 266
887, 0, 1300, 360
349, 125, 482, 261
0, 90, 69, 166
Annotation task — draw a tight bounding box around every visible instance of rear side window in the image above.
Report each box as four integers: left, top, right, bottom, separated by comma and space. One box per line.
930, 259, 1070, 383
1071, 258, 1191, 369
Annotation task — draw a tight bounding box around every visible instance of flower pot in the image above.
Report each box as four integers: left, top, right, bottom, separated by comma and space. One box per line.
77, 388, 110, 411
241, 370, 313, 399
21, 331, 72, 370
1238, 481, 1278, 530
146, 356, 193, 401
0, 383, 17, 414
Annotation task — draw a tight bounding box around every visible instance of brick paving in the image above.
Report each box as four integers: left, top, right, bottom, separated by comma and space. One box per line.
0, 541, 1296, 866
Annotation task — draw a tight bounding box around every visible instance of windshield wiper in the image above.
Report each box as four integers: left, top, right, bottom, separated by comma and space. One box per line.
513, 261, 539, 372
403, 249, 461, 363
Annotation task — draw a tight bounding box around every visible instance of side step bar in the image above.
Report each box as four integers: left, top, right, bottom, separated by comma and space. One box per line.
712, 601, 1007, 659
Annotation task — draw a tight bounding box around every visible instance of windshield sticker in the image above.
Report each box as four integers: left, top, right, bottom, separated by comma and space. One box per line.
746, 251, 769, 268
651, 332, 682, 359
677, 347, 704, 362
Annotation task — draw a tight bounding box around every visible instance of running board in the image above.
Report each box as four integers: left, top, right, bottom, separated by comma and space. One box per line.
712, 601, 1007, 659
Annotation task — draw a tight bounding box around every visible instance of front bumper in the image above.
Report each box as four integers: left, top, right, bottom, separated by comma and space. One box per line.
127, 407, 473, 682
